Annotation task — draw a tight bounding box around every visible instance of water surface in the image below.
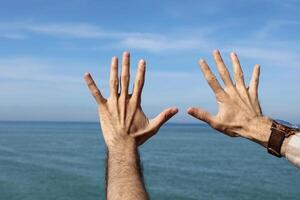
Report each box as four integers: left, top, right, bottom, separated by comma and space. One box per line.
0, 122, 299, 200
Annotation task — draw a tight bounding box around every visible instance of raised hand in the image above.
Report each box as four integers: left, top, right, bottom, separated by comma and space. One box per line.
85, 52, 178, 200
188, 50, 272, 147
84, 52, 178, 148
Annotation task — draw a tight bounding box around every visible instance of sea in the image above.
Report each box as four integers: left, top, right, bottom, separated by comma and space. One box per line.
0, 121, 299, 200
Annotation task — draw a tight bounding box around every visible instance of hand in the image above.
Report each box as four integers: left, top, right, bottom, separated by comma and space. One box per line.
84, 52, 178, 149
188, 50, 272, 147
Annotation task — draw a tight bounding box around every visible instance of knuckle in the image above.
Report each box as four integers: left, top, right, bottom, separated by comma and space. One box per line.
110, 79, 118, 87
214, 87, 224, 94
224, 86, 234, 94
219, 68, 226, 75
87, 81, 94, 87
216, 92, 227, 102
159, 112, 169, 124
207, 75, 217, 83
215, 55, 222, 62
121, 75, 129, 82
164, 113, 169, 121
92, 89, 100, 96
201, 112, 209, 120
136, 79, 144, 88
111, 63, 118, 69
235, 72, 244, 80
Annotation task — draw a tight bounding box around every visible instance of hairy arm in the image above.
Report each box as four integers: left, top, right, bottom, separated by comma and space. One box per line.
106, 141, 148, 199
85, 52, 178, 200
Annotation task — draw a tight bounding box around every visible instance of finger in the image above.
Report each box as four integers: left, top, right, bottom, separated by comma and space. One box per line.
84, 73, 106, 104
213, 50, 234, 87
187, 107, 216, 126
249, 64, 262, 114
150, 107, 178, 130
248, 64, 260, 99
230, 52, 246, 88
132, 59, 146, 102
230, 52, 253, 107
121, 51, 130, 97
109, 56, 119, 98
199, 59, 226, 101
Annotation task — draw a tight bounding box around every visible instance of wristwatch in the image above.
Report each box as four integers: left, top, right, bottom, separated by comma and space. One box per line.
267, 120, 299, 157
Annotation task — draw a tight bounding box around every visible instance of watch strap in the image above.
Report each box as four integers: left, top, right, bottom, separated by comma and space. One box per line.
267, 120, 299, 157
267, 128, 286, 157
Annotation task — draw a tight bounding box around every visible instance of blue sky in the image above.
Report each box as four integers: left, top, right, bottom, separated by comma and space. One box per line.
0, 0, 300, 123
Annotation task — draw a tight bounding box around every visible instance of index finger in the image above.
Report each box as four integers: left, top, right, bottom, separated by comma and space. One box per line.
199, 59, 226, 100
84, 73, 106, 105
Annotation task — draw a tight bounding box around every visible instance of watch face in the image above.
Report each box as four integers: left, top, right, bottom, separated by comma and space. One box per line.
275, 119, 299, 129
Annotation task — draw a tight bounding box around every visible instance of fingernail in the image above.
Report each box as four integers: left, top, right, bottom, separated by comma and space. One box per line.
172, 108, 178, 113
213, 49, 220, 54
199, 59, 205, 63
187, 107, 193, 113
230, 52, 236, 57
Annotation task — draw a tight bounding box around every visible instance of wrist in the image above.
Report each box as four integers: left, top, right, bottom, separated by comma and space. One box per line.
107, 137, 137, 157
245, 117, 273, 148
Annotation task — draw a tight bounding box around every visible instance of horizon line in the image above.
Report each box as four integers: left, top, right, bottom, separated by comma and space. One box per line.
0, 120, 206, 125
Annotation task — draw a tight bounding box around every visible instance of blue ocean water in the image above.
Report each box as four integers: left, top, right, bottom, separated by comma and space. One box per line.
0, 121, 299, 200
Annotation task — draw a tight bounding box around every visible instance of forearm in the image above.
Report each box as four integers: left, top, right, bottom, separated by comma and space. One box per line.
284, 133, 300, 168
106, 140, 148, 200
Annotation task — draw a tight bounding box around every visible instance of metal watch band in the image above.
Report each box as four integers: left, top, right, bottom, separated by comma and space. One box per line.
267, 120, 299, 157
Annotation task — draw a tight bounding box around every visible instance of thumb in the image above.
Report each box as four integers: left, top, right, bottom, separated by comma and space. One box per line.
150, 107, 178, 130
187, 107, 215, 126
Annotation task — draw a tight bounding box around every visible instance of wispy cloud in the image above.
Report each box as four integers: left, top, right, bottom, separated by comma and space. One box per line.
0, 56, 198, 90
0, 33, 26, 39
251, 19, 300, 40
223, 19, 300, 68
147, 70, 196, 78
0, 21, 159, 39
28, 23, 108, 38
0, 57, 82, 84
1, 20, 300, 66
120, 36, 209, 52
228, 46, 300, 65
0, 21, 212, 52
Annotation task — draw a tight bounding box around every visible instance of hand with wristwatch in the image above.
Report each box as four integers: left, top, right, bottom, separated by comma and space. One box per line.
188, 50, 300, 160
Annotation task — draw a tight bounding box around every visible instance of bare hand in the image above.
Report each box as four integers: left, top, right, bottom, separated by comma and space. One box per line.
85, 52, 178, 149
188, 50, 272, 147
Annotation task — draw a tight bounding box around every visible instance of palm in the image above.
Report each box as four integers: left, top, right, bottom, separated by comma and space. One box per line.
129, 108, 152, 145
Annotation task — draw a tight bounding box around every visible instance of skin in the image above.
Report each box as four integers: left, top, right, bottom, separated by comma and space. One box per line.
187, 50, 290, 157
84, 52, 178, 200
